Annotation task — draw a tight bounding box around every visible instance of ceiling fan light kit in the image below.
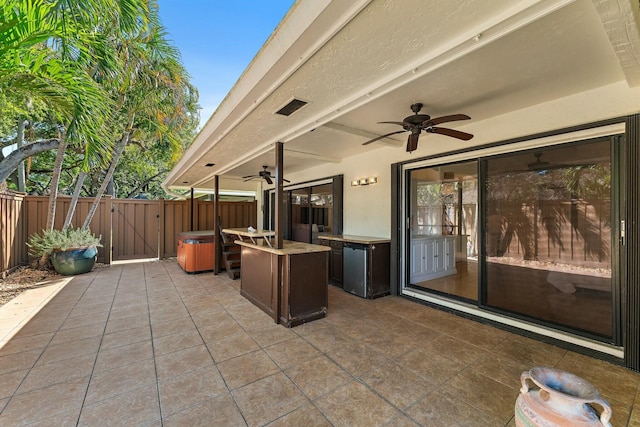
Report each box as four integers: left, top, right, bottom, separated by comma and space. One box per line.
362, 103, 474, 152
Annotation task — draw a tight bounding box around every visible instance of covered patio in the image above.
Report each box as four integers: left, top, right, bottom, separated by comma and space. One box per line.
161, 0, 640, 373
0, 260, 638, 426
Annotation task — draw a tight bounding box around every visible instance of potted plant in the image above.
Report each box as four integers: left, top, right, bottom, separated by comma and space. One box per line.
28, 227, 103, 275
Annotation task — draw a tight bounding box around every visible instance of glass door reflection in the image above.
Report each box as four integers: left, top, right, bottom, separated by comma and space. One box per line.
408, 161, 479, 302
483, 139, 615, 339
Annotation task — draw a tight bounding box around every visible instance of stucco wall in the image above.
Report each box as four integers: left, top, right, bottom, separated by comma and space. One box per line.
275, 81, 640, 237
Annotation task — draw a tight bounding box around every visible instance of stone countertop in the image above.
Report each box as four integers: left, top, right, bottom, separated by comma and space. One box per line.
318, 234, 391, 244
235, 240, 330, 255
222, 228, 275, 238
412, 234, 458, 239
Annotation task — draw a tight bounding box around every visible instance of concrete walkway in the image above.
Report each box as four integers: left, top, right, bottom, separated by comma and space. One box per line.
0, 276, 72, 349
0, 260, 638, 426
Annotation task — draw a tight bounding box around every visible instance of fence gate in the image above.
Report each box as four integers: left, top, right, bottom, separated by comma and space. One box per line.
112, 199, 160, 261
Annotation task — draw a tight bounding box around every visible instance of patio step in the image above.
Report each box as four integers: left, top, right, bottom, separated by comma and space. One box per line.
226, 259, 241, 268
220, 226, 241, 280
227, 267, 241, 280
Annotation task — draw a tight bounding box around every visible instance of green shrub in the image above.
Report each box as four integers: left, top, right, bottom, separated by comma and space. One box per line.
27, 228, 103, 257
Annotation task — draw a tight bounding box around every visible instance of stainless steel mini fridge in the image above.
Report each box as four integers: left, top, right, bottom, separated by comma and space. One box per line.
342, 242, 367, 298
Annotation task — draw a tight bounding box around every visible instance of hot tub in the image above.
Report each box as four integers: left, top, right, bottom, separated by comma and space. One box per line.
177, 230, 216, 273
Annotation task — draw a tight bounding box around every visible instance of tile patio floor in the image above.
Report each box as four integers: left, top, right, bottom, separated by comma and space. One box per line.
0, 260, 638, 426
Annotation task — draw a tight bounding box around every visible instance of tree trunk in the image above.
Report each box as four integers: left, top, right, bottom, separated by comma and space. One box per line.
16, 119, 28, 192
39, 133, 68, 268
62, 171, 87, 231
45, 134, 68, 231
106, 177, 115, 196
124, 170, 166, 198
0, 138, 60, 183
82, 132, 129, 229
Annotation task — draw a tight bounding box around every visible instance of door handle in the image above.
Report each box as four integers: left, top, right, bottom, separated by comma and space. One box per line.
620, 220, 626, 245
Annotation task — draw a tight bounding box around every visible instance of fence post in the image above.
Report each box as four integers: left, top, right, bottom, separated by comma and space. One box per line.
19, 192, 28, 266
158, 198, 165, 259
105, 195, 113, 265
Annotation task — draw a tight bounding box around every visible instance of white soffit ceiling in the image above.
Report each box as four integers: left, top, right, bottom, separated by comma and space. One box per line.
165, 0, 632, 190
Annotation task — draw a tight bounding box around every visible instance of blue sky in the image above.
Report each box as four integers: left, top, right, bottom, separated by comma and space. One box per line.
156, 1, 295, 127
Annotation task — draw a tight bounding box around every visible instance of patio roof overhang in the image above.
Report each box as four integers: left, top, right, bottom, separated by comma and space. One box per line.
163, 0, 640, 193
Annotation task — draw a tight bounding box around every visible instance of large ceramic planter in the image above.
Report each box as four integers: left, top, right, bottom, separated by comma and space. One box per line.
51, 246, 98, 276
515, 367, 611, 426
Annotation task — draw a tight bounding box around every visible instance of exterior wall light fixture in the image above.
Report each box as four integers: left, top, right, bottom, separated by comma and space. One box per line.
351, 177, 378, 186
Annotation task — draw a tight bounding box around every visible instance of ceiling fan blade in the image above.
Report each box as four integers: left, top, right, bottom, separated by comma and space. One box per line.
378, 121, 408, 126
427, 127, 474, 140
243, 177, 255, 182
241, 175, 255, 179
406, 133, 420, 153
283, 178, 290, 183
263, 175, 273, 185
362, 130, 407, 145
423, 114, 470, 126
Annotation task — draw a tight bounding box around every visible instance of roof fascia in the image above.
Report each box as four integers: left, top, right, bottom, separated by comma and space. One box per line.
163, 0, 373, 189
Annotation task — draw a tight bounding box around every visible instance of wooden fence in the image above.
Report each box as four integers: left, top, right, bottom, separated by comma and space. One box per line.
0, 192, 26, 278
161, 199, 257, 259
494, 199, 610, 267
24, 195, 113, 265
0, 191, 256, 276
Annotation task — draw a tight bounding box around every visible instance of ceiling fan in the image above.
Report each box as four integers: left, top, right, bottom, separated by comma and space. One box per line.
242, 166, 289, 185
362, 103, 473, 152
527, 153, 550, 170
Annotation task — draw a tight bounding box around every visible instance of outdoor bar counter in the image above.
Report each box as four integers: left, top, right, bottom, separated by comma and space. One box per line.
234, 239, 330, 327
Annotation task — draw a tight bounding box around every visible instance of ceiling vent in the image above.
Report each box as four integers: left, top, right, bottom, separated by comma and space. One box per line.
275, 98, 308, 116
204, 163, 215, 167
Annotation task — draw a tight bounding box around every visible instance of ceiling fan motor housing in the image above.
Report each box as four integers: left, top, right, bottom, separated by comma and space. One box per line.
259, 166, 271, 177
404, 114, 431, 129
407, 103, 430, 129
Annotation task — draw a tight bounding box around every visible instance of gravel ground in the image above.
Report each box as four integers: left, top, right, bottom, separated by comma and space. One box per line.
0, 267, 60, 307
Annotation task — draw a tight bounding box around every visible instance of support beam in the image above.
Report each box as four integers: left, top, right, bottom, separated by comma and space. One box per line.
284, 148, 341, 163
214, 175, 220, 275
274, 141, 284, 326
323, 122, 403, 147
190, 188, 194, 231
275, 142, 284, 249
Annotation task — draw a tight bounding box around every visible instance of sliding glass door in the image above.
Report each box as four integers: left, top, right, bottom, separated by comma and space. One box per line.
407, 161, 479, 302
483, 138, 618, 340
266, 177, 341, 244
403, 136, 621, 343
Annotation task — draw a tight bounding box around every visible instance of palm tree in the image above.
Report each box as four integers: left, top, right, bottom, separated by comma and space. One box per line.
1, 0, 198, 258
76, 2, 198, 228
0, 0, 150, 230
0, 0, 119, 160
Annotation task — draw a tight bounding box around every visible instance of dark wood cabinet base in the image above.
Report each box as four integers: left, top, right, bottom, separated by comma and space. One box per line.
239, 243, 329, 328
